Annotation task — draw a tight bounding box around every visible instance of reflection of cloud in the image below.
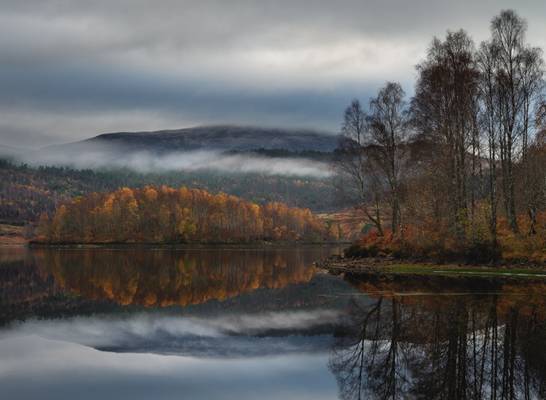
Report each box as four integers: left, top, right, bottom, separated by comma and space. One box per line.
210, 309, 341, 334
0, 335, 337, 400
3, 310, 342, 357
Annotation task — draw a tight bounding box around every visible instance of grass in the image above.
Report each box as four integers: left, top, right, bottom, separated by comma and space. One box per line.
377, 263, 546, 278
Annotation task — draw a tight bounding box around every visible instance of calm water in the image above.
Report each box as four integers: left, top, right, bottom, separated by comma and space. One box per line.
0, 246, 545, 399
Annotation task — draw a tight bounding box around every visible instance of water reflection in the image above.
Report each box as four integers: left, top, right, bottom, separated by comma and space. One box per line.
330, 275, 546, 400
0, 246, 348, 400
0, 247, 114, 325
2, 247, 546, 399
33, 247, 327, 307
0, 246, 341, 325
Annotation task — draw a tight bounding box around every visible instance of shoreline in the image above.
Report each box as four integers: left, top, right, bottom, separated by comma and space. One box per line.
318, 255, 546, 279
27, 240, 351, 249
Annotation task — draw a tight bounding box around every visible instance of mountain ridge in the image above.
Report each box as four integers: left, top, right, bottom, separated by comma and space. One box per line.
67, 124, 340, 153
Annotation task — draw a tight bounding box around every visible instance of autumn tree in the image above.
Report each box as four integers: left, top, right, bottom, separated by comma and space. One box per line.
333, 10, 545, 262
335, 100, 384, 235
477, 40, 502, 243
366, 82, 410, 234
524, 108, 546, 234
36, 186, 337, 244
411, 30, 480, 242
335, 84, 410, 236
483, 10, 544, 233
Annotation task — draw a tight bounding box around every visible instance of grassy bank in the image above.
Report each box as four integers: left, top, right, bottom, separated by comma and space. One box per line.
319, 255, 546, 280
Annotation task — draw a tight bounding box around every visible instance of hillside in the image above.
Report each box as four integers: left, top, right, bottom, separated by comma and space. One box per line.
0, 160, 341, 227
0, 125, 344, 228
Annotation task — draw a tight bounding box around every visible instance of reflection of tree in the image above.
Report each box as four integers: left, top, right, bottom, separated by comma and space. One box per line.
0, 248, 116, 325
330, 297, 411, 400
0, 251, 58, 324
330, 278, 546, 399
329, 298, 381, 400
32, 247, 324, 307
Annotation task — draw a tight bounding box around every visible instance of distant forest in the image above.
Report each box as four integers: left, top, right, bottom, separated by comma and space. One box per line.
335, 10, 546, 262
35, 186, 341, 243
0, 159, 339, 226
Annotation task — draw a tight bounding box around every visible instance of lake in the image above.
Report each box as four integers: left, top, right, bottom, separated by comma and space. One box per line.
0, 246, 545, 399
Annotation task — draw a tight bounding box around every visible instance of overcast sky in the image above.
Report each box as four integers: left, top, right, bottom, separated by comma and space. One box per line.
1, 0, 545, 148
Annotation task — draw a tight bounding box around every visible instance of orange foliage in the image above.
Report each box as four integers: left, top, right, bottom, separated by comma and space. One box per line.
36, 186, 340, 243
347, 209, 546, 264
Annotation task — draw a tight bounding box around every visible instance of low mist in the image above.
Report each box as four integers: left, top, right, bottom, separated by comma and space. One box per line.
14, 142, 332, 178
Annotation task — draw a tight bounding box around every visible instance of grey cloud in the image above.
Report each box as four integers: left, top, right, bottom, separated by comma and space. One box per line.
1, 0, 545, 147
0, 59, 366, 146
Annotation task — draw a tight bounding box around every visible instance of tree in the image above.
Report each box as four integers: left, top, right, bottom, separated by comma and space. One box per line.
35, 186, 336, 243
335, 86, 410, 237
335, 100, 385, 235
411, 30, 480, 242
333, 10, 545, 262
485, 10, 544, 233
477, 40, 502, 243
366, 82, 409, 233
525, 111, 546, 234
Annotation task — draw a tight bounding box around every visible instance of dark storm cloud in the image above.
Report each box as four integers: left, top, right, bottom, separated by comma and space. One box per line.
0, 0, 545, 147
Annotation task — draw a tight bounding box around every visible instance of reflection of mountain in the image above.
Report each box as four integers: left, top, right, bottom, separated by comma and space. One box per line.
32, 247, 338, 308
330, 276, 546, 400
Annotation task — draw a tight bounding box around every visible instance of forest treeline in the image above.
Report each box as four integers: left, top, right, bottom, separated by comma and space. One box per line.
35, 186, 341, 243
336, 10, 546, 263
0, 159, 337, 226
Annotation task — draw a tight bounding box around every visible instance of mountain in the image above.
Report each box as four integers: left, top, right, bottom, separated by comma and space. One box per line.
24, 124, 339, 178
63, 125, 340, 154
0, 126, 343, 226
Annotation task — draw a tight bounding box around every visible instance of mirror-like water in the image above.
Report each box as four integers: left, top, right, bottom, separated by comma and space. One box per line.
0, 246, 545, 399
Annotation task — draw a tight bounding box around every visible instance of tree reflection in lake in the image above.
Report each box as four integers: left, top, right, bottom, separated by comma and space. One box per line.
329, 275, 546, 400
1, 246, 343, 325
31, 247, 327, 307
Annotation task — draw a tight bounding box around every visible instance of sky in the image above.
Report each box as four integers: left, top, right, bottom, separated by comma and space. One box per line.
1, 0, 545, 148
